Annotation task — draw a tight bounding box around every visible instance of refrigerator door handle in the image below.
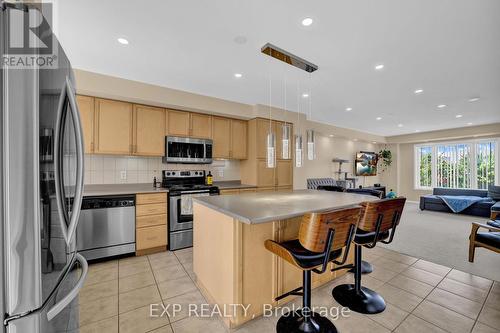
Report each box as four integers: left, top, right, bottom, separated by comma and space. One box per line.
54, 77, 85, 246
46, 254, 88, 321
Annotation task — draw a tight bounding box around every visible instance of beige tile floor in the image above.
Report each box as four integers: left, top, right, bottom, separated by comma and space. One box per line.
75, 246, 500, 333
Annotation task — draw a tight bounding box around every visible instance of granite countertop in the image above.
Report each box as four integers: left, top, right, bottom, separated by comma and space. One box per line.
83, 183, 168, 197
193, 189, 377, 224
214, 181, 257, 190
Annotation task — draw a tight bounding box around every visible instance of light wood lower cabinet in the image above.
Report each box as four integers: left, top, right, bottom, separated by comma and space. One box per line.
136, 225, 167, 251
136, 193, 167, 255
94, 98, 133, 154
257, 160, 275, 187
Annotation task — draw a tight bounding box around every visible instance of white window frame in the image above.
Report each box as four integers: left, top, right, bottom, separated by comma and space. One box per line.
414, 138, 499, 190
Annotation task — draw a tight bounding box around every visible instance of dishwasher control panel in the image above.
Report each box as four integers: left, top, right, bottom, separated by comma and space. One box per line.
81, 195, 135, 210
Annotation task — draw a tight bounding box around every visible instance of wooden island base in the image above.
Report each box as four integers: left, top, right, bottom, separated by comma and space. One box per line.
193, 202, 353, 329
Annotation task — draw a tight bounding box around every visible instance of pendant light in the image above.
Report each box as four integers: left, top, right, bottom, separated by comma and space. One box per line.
307, 129, 315, 160
281, 75, 291, 159
306, 73, 316, 160
295, 81, 303, 168
266, 70, 276, 168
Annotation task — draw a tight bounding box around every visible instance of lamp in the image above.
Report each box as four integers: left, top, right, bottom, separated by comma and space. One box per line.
295, 134, 303, 167
307, 129, 315, 160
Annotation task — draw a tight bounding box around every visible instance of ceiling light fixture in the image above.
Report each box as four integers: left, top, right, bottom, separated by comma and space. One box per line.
329, 134, 334, 137
234, 73, 243, 78
468, 97, 480, 102
372, 141, 377, 144
302, 93, 309, 98
415, 129, 421, 133
437, 104, 447, 109
353, 138, 358, 142
301, 18, 313, 26
467, 122, 473, 126
414, 89, 423, 94
117, 37, 129, 45
376, 117, 382, 121
456, 114, 463, 118
345, 107, 352, 112
261, 43, 318, 73
374, 64, 385, 70
398, 124, 403, 127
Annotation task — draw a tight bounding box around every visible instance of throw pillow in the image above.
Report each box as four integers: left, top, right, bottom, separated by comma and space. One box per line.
488, 185, 500, 201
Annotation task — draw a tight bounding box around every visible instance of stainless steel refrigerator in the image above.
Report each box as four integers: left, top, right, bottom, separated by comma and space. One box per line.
1, 2, 87, 332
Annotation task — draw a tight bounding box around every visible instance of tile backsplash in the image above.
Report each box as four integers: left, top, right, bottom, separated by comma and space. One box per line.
84, 155, 241, 185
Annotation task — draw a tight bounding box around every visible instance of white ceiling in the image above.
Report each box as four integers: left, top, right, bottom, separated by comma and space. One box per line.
56, 0, 500, 136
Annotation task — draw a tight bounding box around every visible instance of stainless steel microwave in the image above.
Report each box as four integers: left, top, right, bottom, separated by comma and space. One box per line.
162, 136, 213, 164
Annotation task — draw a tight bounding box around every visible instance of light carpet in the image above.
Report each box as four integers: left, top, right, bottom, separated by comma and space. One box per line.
379, 202, 500, 281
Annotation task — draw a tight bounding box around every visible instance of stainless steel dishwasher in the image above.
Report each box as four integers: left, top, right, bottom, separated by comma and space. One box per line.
77, 195, 136, 260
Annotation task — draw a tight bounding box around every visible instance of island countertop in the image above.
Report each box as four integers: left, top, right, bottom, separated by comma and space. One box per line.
193, 189, 377, 224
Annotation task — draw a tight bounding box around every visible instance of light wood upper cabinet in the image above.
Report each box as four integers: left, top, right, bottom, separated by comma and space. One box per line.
212, 116, 231, 158
230, 119, 247, 159
276, 160, 293, 186
133, 105, 165, 156
257, 160, 275, 187
166, 109, 190, 136
94, 98, 133, 155
76, 95, 95, 154
190, 113, 212, 139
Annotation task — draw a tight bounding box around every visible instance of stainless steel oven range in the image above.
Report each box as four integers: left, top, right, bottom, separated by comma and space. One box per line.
162, 170, 219, 250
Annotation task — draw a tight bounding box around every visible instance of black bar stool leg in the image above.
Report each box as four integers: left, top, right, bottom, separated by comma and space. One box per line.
277, 271, 338, 333
331, 245, 386, 314
348, 259, 373, 274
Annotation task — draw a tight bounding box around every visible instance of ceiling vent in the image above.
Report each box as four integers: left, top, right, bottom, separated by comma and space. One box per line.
261, 43, 318, 73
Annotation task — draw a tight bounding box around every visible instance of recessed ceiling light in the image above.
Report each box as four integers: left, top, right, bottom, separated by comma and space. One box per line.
234, 73, 243, 78
437, 104, 447, 109
329, 134, 334, 137
302, 93, 309, 98
301, 18, 313, 26
414, 89, 424, 94
467, 122, 473, 126
468, 97, 480, 102
345, 107, 352, 112
456, 114, 463, 118
372, 141, 377, 144
374, 64, 385, 70
117, 37, 129, 45
415, 129, 421, 132
353, 138, 358, 142
376, 117, 382, 120
398, 124, 403, 127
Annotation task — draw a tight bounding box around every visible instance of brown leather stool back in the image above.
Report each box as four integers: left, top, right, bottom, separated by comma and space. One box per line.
299, 206, 362, 253
357, 198, 406, 243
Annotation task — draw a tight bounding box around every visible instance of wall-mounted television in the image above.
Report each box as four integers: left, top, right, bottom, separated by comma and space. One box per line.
355, 151, 378, 176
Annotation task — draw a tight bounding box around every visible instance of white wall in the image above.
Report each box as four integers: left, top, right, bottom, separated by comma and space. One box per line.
84, 155, 240, 185
293, 132, 383, 189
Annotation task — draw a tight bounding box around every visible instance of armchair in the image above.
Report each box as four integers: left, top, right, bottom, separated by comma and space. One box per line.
469, 221, 500, 262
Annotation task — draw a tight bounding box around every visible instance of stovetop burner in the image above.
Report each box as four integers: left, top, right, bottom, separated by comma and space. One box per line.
161, 169, 218, 193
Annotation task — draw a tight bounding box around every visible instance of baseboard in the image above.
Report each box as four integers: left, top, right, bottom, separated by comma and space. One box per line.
407, 200, 419, 204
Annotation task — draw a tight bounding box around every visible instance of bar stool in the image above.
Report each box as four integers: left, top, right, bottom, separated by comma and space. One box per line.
332, 198, 406, 314
345, 188, 384, 275
264, 206, 362, 333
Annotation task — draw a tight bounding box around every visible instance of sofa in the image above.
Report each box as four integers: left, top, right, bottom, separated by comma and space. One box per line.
420, 188, 500, 218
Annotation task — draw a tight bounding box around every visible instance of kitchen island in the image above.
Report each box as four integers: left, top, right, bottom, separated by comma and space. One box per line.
192, 190, 376, 328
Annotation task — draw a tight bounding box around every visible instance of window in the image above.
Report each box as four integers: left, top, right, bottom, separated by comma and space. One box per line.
415, 139, 499, 190
416, 146, 432, 188
476, 141, 496, 189
436, 143, 471, 189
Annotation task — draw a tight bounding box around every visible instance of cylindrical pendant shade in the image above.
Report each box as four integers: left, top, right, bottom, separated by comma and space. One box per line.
266, 132, 276, 168
281, 123, 291, 159
295, 134, 303, 168
307, 129, 315, 160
